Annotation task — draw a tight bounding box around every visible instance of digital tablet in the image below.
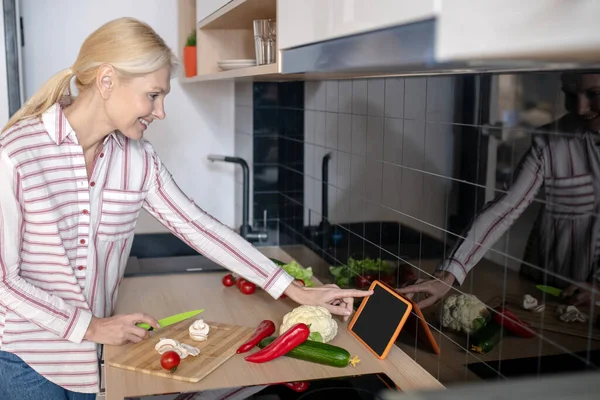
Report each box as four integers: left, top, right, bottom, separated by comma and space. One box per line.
348, 280, 413, 359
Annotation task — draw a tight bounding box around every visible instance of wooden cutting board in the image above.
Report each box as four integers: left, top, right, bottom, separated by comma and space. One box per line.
107, 319, 255, 382
487, 295, 600, 341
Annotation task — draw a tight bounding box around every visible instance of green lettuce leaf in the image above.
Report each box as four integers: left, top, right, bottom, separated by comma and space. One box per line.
279, 260, 315, 287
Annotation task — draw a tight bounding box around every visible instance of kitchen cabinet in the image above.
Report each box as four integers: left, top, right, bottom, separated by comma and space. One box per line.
277, 0, 436, 50
196, 0, 232, 24
436, 0, 600, 62
179, 0, 284, 83
178, 0, 600, 83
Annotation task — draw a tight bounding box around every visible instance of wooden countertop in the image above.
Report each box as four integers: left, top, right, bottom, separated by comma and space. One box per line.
281, 245, 600, 385
104, 247, 443, 400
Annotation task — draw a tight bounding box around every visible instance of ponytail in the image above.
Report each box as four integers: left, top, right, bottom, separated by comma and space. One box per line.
2, 67, 74, 133
2, 17, 176, 134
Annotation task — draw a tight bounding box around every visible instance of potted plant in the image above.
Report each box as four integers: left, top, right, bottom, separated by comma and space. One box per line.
184, 30, 197, 78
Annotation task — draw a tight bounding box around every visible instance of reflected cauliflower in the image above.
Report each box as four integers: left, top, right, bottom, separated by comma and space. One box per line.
441, 293, 490, 334
280, 305, 338, 343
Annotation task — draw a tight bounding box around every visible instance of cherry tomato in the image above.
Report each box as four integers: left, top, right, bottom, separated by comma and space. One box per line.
354, 275, 373, 289
240, 280, 256, 295
222, 274, 235, 287
160, 351, 180, 373
236, 278, 246, 290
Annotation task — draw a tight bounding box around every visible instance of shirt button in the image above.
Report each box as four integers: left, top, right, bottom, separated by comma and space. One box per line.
82, 209, 89, 215
80, 239, 86, 245
90, 181, 96, 187
77, 266, 85, 271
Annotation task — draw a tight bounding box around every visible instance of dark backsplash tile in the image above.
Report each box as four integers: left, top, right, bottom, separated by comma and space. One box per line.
253, 165, 279, 192
253, 136, 278, 164
252, 81, 305, 245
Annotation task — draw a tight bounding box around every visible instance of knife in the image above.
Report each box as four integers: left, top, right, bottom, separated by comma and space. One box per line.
536, 285, 563, 297
136, 309, 204, 331
536, 285, 600, 306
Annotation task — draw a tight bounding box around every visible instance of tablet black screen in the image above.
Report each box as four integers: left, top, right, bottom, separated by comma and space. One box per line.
350, 283, 410, 357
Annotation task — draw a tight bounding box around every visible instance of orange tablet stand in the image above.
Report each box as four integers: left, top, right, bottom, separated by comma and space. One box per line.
348, 280, 413, 360
402, 295, 441, 355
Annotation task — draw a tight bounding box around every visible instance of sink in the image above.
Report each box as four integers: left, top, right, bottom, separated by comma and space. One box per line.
124, 233, 227, 277
123, 255, 227, 277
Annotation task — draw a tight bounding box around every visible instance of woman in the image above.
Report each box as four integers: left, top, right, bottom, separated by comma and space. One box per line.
399, 72, 600, 309
0, 17, 371, 399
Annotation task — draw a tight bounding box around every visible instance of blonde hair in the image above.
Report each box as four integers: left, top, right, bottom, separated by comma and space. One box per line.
2, 17, 178, 132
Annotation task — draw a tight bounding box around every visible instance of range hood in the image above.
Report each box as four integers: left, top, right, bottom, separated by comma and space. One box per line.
280, 19, 600, 76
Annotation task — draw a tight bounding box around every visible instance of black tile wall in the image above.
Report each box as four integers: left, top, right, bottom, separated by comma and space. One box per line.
252, 82, 305, 246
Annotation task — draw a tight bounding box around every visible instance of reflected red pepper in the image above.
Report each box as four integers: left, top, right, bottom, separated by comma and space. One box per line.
493, 307, 536, 338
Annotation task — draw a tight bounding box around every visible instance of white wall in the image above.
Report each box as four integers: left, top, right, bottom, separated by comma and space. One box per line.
233, 82, 253, 229
19, 0, 237, 232
0, 0, 9, 125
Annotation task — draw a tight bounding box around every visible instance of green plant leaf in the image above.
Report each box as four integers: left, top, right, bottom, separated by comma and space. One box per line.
308, 331, 323, 342
186, 30, 196, 47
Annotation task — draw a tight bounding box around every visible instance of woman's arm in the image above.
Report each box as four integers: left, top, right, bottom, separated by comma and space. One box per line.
399, 141, 546, 308
142, 151, 294, 299
0, 146, 92, 343
439, 141, 546, 284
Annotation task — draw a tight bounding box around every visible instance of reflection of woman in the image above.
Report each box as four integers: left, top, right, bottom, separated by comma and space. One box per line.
400, 73, 600, 308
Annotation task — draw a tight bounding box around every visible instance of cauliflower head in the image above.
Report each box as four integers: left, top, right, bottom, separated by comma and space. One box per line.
440, 293, 490, 334
280, 305, 338, 343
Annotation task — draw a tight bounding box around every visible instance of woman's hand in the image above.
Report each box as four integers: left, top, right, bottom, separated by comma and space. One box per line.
562, 282, 597, 306
396, 270, 457, 309
283, 281, 373, 321
84, 313, 160, 345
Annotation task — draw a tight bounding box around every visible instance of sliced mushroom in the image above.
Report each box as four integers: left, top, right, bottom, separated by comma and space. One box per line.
155, 337, 200, 359
557, 305, 589, 323
189, 319, 210, 342
532, 304, 545, 313
523, 294, 539, 310
155, 338, 187, 358
180, 343, 201, 357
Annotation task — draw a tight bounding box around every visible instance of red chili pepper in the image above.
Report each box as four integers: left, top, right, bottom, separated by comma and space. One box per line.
236, 320, 276, 354
493, 307, 536, 338
244, 323, 310, 363
283, 381, 310, 392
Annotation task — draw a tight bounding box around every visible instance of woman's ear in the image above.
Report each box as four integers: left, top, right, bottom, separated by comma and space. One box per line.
96, 64, 115, 99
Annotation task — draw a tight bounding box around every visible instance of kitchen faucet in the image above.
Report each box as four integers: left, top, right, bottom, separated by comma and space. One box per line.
207, 155, 268, 243
306, 152, 332, 249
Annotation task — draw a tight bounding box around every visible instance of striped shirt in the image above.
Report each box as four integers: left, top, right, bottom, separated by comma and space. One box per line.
441, 114, 600, 288
0, 102, 293, 394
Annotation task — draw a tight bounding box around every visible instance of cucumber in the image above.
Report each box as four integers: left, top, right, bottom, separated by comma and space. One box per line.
258, 336, 351, 368
470, 320, 503, 354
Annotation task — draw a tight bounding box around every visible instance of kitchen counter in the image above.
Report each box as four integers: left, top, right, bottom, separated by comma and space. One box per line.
281, 245, 600, 385
103, 247, 444, 400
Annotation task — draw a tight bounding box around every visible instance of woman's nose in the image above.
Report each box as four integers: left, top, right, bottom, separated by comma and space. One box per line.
577, 93, 591, 115
153, 106, 166, 120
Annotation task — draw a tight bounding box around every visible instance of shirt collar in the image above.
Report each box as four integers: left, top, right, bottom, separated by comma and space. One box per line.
41, 100, 125, 149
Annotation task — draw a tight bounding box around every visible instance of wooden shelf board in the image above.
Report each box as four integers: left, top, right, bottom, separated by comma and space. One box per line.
198, 0, 277, 29
180, 63, 284, 83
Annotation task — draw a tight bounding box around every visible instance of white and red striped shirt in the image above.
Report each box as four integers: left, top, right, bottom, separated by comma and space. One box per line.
0, 102, 293, 393
441, 114, 600, 287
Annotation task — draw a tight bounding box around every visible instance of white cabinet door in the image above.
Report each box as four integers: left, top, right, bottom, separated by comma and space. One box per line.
436, 0, 600, 62
278, 0, 437, 50
196, 0, 232, 24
